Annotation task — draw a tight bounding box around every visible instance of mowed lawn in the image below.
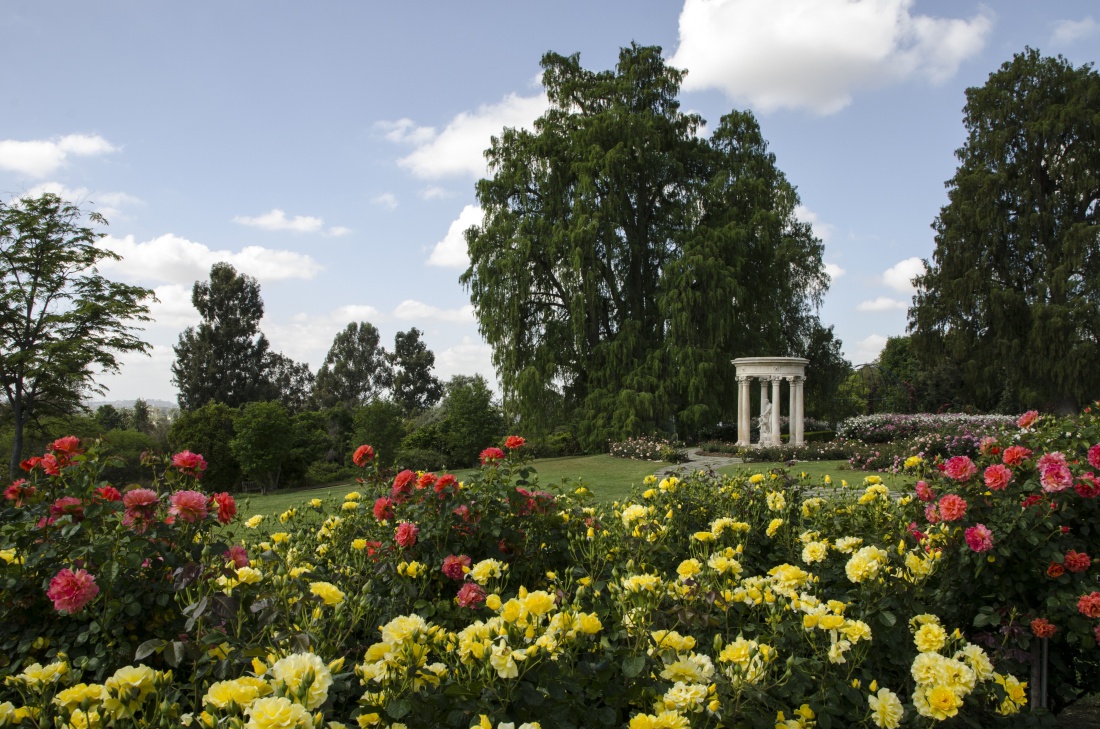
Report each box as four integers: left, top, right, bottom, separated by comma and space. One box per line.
235, 454, 666, 519
718, 459, 918, 493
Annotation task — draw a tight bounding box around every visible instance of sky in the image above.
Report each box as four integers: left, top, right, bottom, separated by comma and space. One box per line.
1, 1, 1097, 404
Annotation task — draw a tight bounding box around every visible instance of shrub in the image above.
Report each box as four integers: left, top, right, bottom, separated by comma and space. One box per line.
608, 435, 687, 462
303, 460, 357, 486
836, 412, 1015, 443
394, 446, 448, 472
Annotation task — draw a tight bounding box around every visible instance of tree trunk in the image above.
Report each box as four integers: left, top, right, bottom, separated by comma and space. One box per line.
9, 397, 24, 480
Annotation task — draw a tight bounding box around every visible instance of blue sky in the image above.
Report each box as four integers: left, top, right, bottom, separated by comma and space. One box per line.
2, 1, 1096, 403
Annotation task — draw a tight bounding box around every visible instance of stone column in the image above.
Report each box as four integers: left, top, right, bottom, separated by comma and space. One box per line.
736, 375, 752, 446
770, 376, 782, 445
789, 375, 805, 446
788, 376, 798, 446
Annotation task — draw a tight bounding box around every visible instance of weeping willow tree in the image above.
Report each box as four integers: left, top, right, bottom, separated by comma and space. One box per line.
462, 44, 829, 448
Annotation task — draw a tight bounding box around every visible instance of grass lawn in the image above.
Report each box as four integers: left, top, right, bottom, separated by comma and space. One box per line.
234, 454, 665, 518
717, 459, 918, 492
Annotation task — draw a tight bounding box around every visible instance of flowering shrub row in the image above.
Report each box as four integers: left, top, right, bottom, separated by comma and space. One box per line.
2, 409, 1099, 726
608, 436, 687, 463
836, 413, 1016, 444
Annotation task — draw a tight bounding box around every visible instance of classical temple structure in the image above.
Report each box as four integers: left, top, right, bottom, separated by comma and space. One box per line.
732, 357, 808, 447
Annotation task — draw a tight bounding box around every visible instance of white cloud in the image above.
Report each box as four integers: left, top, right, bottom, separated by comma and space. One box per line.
391, 92, 548, 179
1051, 17, 1097, 45
93, 344, 179, 403
20, 183, 143, 220
393, 300, 475, 324
669, 0, 992, 114
795, 204, 836, 243
232, 208, 350, 236
881, 256, 925, 293
147, 284, 201, 329
428, 204, 482, 268
371, 193, 398, 210
263, 305, 385, 366
435, 336, 496, 382
99, 233, 323, 286
420, 186, 452, 200
856, 296, 908, 312
0, 134, 117, 177
824, 262, 845, 281
852, 334, 888, 364
375, 118, 437, 145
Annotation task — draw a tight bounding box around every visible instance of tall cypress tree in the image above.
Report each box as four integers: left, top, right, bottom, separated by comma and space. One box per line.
910, 49, 1100, 411
462, 44, 827, 447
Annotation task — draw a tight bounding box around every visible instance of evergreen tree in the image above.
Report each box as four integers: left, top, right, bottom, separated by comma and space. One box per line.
265, 352, 315, 413
390, 328, 443, 415
314, 322, 391, 409
910, 49, 1100, 412
462, 45, 827, 447
172, 263, 271, 410
131, 398, 152, 434
0, 193, 153, 476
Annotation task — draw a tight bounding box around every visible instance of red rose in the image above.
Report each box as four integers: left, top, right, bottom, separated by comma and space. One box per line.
95, 486, 122, 502
352, 444, 375, 467
1047, 562, 1065, 578
20, 457, 42, 472
224, 545, 249, 568
442, 554, 471, 580
212, 492, 237, 524
505, 435, 526, 450
392, 470, 415, 498
4, 480, 35, 506
417, 472, 436, 490
1076, 473, 1100, 499
395, 522, 419, 548
1064, 550, 1091, 573
1022, 494, 1043, 508
1078, 591, 1100, 618
480, 447, 505, 465
434, 474, 457, 493
373, 497, 395, 521
50, 436, 82, 456
1030, 618, 1057, 639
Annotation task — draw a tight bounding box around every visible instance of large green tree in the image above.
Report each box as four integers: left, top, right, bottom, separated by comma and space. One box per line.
389, 328, 443, 416
462, 45, 827, 447
0, 193, 153, 476
230, 401, 293, 494
314, 322, 391, 409
910, 49, 1100, 412
172, 263, 272, 410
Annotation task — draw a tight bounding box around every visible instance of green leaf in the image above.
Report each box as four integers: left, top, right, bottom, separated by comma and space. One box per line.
386, 699, 411, 719
878, 611, 897, 627
622, 656, 646, 678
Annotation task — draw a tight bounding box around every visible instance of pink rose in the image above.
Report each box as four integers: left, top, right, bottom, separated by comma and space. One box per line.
224, 545, 250, 569
964, 523, 994, 552
1088, 444, 1100, 471
924, 503, 941, 524
1040, 464, 1073, 493
456, 582, 486, 609
212, 492, 236, 524
983, 464, 1012, 491
171, 451, 207, 478
47, 568, 99, 613
915, 480, 935, 502
943, 456, 977, 482
938, 494, 967, 522
442, 554, 471, 580
168, 490, 209, 523
395, 522, 419, 548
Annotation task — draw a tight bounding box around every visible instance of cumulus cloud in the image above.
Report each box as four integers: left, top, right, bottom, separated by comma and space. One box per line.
93, 344, 179, 402
882, 257, 925, 293
428, 204, 482, 268
393, 300, 475, 324
795, 204, 836, 243
851, 334, 889, 364
371, 193, 398, 210
98, 233, 323, 286
1051, 17, 1097, 45
420, 186, 452, 200
435, 336, 496, 382
232, 208, 350, 236
147, 284, 202, 329
824, 263, 845, 281
387, 92, 548, 179
20, 183, 143, 220
856, 296, 908, 312
669, 0, 992, 114
0, 134, 117, 177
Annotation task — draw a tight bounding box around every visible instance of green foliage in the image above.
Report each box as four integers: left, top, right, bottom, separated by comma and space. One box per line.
167, 402, 240, 490
315, 322, 391, 410
230, 401, 293, 493
463, 45, 829, 449
0, 193, 154, 477
266, 352, 316, 413
352, 399, 406, 468
389, 328, 443, 416
910, 48, 1100, 412
172, 263, 272, 411
100, 428, 159, 485
94, 404, 129, 432
131, 398, 152, 435
438, 375, 505, 468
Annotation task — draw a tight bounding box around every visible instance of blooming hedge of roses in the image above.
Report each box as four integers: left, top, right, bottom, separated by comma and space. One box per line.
3, 412, 1100, 727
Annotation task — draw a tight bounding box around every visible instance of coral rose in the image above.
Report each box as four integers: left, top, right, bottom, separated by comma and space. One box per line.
942, 456, 977, 482
352, 444, 375, 467
915, 481, 934, 502
94, 486, 122, 502
434, 474, 457, 493
505, 435, 526, 450
41, 454, 61, 476
1064, 550, 1091, 573
1002, 445, 1032, 466
964, 524, 994, 553
416, 472, 436, 490
1077, 591, 1100, 618
169, 490, 209, 523
1017, 410, 1039, 429
50, 436, 82, 457
1030, 618, 1056, 639
4, 480, 35, 507
395, 522, 419, 548
456, 582, 486, 609
983, 465, 1012, 491
1040, 464, 1073, 493
392, 470, 415, 498
47, 568, 99, 613
1047, 562, 1065, 578
937, 494, 967, 522
211, 492, 236, 524
442, 554, 471, 580
373, 497, 395, 521
50, 497, 84, 521
171, 451, 207, 478
479, 447, 505, 465
20, 456, 42, 472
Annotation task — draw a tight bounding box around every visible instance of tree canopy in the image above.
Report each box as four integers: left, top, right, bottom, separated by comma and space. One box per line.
0, 193, 153, 476
314, 321, 391, 409
172, 263, 272, 410
389, 327, 443, 416
909, 48, 1100, 412
462, 44, 829, 447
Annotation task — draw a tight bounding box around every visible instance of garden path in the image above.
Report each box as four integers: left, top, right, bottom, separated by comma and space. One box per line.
653, 450, 743, 477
